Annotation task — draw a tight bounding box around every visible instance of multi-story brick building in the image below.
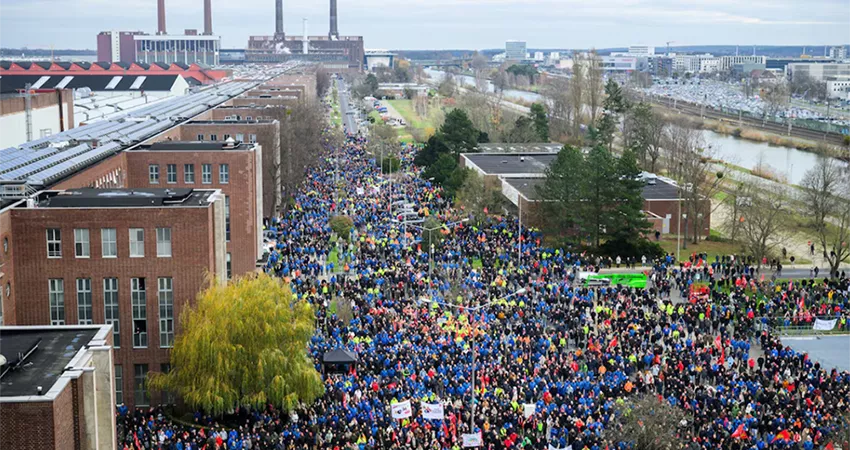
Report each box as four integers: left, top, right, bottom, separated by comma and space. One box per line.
0, 324, 115, 450
124, 141, 263, 278
3, 187, 226, 408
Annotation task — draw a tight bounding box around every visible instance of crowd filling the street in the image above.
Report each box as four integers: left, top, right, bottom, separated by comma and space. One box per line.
117, 118, 850, 450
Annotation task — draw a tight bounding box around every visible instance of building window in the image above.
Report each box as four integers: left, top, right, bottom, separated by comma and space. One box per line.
134, 364, 149, 406
4, 236, 9, 254
249, 134, 257, 143
101, 228, 117, 258
129, 228, 144, 257
166, 164, 177, 184
115, 365, 124, 405
156, 227, 172, 257
210, 134, 218, 141
197, 134, 204, 141
149, 164, 159, 184
77, 278, 93, 325
104, 278, 120, 347
223, 134, 231, 141
219, 164, 229, 184
47, 228, 62, 258
226, 253, 233, 280
236, 133, 244, 142
158, 277, 174, 348
160, 364, 175, 404
225, 195, 231, 242
202, 164, 212, 184
131, 278, 147, 348
184, 164, 195, 183
49, 279, 65, 325
74, 228, 90, 258
246, 116, 253, 121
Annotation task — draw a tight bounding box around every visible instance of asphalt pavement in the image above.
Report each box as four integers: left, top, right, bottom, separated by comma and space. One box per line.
336, 78, 358, 134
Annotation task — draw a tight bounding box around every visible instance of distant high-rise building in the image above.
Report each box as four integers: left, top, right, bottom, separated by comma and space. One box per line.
505, 41, 527, 61
97, 31, 146, 63
534, 51, 544, 61
549, 52, 560, 61
829, 46, 847, 60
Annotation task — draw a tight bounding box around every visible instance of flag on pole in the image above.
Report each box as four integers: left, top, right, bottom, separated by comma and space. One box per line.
731, 424, 748, 439
772, 429, 791, 443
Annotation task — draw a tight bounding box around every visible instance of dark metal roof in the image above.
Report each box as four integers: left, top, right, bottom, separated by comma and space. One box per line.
504, 177, 682, 202
37, 188, 214, 208
33, 61, 51, 70
0, 61, 12, 70
75, 62, 92, 70
173, 62, 189, 70
152, 62, 170, 70
140, 141, 255, 151
114, 62, 131, 70
55, 62, 72, 70
0, 327, 98, 397
94, 62, 112, 70
463, 153, 557, 176
14, 62, 32, 70
0, 74, 182, 93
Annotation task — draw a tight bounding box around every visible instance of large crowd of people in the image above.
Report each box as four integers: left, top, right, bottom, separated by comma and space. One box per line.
117, 120, 850, 449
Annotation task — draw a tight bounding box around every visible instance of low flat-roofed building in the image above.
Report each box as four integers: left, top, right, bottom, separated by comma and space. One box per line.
461, 152, 710, 238
0, 324, 115, 450
3, 187, 226, 408
475, 143, 563, 154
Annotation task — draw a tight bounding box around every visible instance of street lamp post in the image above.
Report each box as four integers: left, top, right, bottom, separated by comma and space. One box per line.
408, 218, 470, 297
425, 287, 528, 432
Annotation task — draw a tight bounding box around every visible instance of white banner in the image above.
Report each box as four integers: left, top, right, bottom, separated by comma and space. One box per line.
813, 318, 837, 331
548, 445, 572, 450
421, 402, 444, 420
462, 433, 483, 448
523, 403, 536, 419
391, 400, 412, 419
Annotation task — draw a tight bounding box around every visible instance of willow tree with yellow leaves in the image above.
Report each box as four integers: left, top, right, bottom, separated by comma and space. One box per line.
148, 274, 324, 415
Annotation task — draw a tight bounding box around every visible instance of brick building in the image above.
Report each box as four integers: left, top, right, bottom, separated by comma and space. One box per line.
0, 324, 116, 450
3, 188, 226, 408
460, 152, 711, 238
124, 141, 263, 277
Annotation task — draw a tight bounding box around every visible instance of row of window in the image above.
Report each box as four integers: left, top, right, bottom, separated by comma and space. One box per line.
116, 363, 173, 406
49, 277, 173, 349
47, 227, 171, 259
150, 163, 228, 185
196, 132, 257, 142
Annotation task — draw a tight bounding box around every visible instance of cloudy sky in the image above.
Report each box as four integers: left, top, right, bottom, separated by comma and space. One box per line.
1, 0, 847, 50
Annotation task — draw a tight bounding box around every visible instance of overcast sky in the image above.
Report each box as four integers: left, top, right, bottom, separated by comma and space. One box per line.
1, 0, 847, 50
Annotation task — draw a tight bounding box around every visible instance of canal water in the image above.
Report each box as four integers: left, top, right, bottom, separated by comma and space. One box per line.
702, 130, 846, 185
424, 68, 543, 103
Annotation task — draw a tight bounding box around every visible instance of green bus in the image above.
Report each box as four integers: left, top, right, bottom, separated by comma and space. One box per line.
581, 272, 648, 289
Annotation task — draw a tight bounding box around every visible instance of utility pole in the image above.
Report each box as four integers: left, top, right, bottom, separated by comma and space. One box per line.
24, 83, 33, 142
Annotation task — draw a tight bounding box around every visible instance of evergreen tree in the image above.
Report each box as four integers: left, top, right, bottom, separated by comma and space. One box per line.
536, 145, 586, 242
529, 103, 549, 141
439, 109, 480, 158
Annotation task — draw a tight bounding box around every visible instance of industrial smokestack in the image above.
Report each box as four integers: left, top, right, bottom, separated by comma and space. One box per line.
203, 0, 213, 35
302, 18, 309, 54
157, 0, 167, 35
329, 0, 339, 40
275, 0, 284, 40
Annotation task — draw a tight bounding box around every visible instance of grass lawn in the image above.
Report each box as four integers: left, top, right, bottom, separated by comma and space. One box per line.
388, 99, 435, 131
658, 236, 742, 261
328, 248, 339, 266
472, 257, 483, 269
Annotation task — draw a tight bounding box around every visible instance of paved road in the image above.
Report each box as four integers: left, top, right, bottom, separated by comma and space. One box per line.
337, 78, 358, 134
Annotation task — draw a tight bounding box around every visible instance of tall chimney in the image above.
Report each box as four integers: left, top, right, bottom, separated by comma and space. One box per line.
275, 0, 284, 40
157, 0, 167, 35
203, 0, 213, 35
329, 0, 339, 40
302, 18, 309, 54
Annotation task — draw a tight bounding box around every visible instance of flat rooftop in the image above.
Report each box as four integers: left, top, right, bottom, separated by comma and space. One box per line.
32, 188, 216, 208
187, 120, 276, 125
505, 177, 682, 202
476, 143, 563, 153
0, 327, 97, 398
463, 153, 557, 176
135, 141, 256, 151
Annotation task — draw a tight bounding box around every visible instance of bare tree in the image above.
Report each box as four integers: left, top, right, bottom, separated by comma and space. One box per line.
437, 71, 457, 98
722, 181, 749, 244
738, 181, 788, 266
315, 66, 331, 98
455, 171, 506, 224
470, 52, 490, 93
569, 53, 585, 136
603, 394, 688, 450
584, 50, 604, 124
761, 81, 790, 119
799, 159, 850, 275
665, 126, 727, 243
541, 76, 572, 140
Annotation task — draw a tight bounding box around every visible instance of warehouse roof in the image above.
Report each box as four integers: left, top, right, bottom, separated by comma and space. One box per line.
462, 153, 557, 177
504, 177, 682, 202
34, 188, 217, 208
0, 74, 184, 94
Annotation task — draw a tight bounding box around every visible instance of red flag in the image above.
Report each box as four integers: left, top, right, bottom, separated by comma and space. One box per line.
608, 337, 618, 350
772, 430, 791, 442
825, 443, 835, 450
731, 424, 748, 439
798, 296, 806, 311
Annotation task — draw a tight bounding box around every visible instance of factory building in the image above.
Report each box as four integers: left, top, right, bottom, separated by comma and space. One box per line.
246, 0, 364, 71
505, 41, 527, 61
0, 90, 75, 148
